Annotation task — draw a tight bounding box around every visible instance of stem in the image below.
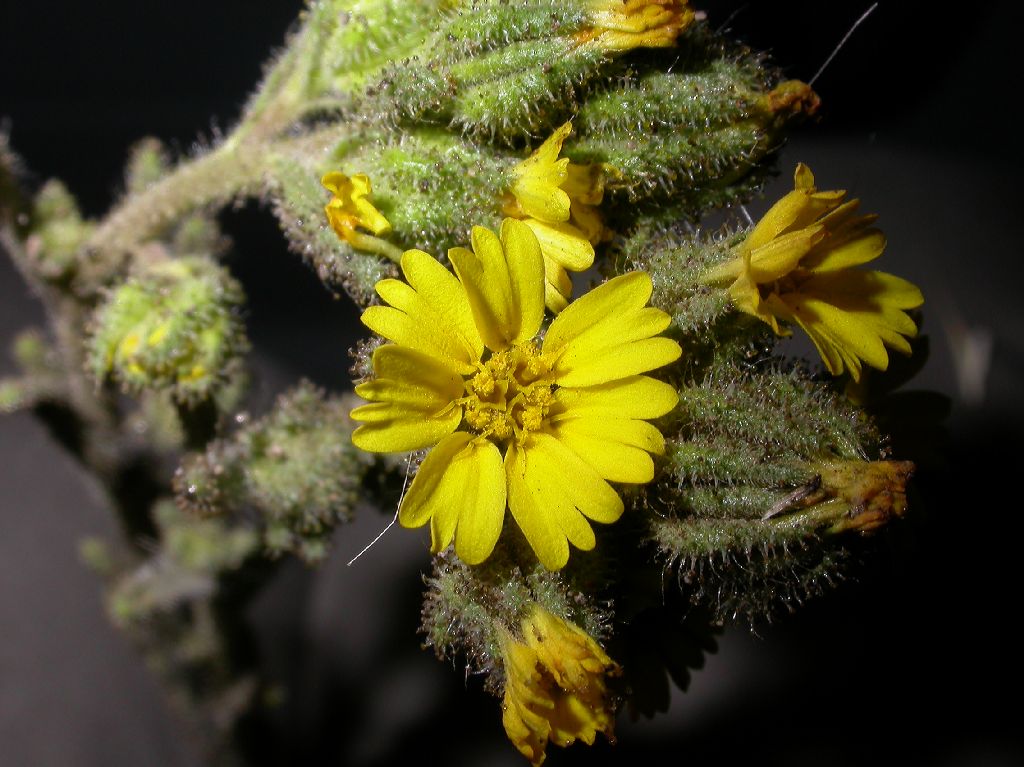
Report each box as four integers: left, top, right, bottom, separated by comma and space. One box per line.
87, 143, 266, 261
348, 231, 405, 263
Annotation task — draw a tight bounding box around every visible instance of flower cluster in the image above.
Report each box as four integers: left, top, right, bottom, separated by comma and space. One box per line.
350, 218, 680, 569
702, 163, 924, 381
500, 605, 620, 766
503, 122, 610, 312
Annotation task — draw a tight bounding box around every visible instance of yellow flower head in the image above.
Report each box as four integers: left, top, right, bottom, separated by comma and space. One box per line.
351, 218, 680, 570
702, 163, 924, 381
500, 605, 620, 766
505, 122, 610, 313
581, 0, 695, 52
321, 171, 392, 247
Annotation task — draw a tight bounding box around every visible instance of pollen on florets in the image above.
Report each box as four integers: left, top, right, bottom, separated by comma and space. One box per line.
462, 342, 554, 442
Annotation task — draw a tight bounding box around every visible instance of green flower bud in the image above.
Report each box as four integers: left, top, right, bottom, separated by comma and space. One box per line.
25, 179, 94, 281
12, 328, 52, 372
647, 364, 904, 621
0, 379, 27, 414
107, 501, 258, 627
124, 137, 170, 195
0, 329, 63, 413
358, 0, 686, 136
87, 256, 248, 402
361, 131, 509, 248
169, 212, 228, 259
155, 502, 258, 574
324, 0, 451, 95
175, 382, 369, 563
269, 129, 509, 301
570, 37, 819, 212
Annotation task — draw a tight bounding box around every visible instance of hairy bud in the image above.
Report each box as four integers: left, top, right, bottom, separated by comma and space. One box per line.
87, 256, 247, 402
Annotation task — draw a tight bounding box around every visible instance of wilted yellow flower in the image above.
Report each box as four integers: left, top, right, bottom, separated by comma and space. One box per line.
702, 163, 924, 381
350, 218, 680, 569
580, 0, 695, 52
322, 171, 392, 252
504, 122, 610, 312
500, 605, 620, 766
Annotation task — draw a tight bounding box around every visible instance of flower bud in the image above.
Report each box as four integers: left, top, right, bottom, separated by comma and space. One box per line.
175, 382, 367, 563
25, 180, 94, 281
87, 256, 248, 402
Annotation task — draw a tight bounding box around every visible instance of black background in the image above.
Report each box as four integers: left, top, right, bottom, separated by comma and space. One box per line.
2, 2, 1022, 765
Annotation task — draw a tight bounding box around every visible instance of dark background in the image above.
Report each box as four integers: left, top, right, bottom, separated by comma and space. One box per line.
2, 2, 1022, 765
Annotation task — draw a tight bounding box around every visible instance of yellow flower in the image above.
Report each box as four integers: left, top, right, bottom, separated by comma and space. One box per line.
500, 606, 620, 766
580, 0, 695, 52
504, 122, 610, 313
322, 170, 392, 247
702, 163, 924, 381
350, 218, 680, 569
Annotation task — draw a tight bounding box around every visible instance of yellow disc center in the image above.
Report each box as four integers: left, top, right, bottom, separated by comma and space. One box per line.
463, 342, 554, 443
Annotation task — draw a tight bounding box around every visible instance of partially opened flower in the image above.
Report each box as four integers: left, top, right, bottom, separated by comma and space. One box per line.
580, 0, 695, 52
504, 122, 610, 313
702, 163, 923, 381
322, 171, 393, 253
500, 605, 620, 766
350, 218, 680, 569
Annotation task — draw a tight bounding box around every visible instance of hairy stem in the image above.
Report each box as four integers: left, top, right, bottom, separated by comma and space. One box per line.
88, 143, 266, 259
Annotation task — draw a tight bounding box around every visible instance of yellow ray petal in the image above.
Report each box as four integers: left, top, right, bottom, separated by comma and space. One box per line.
450, 223, 544, 351
544, 258, 573, 313
550, 427, 655, 483
554, 336, 682, 388
510, 122, 574, 223
745, 164, 844, 252
450, 230, 515, 352
543, 273, 681, 383
363, 280, 477, 374
518, 446, 597, 552
526, 433, 624, 524
521, 219, 596, 271
351, 403, 461, 453
542, 272, 681, 385
569, 202, 607, 245
322, 172, 392, 238
562, 164, 605, 206
513, 176, 571, 224
801, 271, 924, 313
552, 375, 678, 420
865, 270, 925, 309
782, 293, 890, 375
701, 254, 745, 286
450, 441, 507, 565
746, 225, 824, 282
545, 272, 654, 354
399, 435, 506, 563
365, 343, 463, 390
506, 442, 571, 570
553, 416, 665, 453
350, 345, 464, 452
545, 281, 570, 314
802, 228, 886, 273
400, 249, 484, 361
501, 218, 546, 344
400, 432, 473, 531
